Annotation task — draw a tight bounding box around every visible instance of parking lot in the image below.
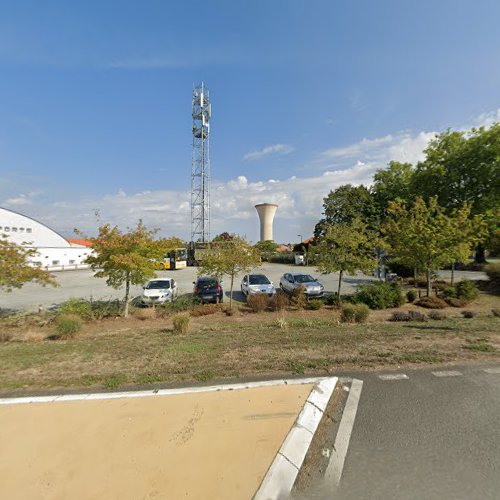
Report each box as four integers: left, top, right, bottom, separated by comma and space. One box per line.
0, 263, 377, 311
1, 262, 486, 312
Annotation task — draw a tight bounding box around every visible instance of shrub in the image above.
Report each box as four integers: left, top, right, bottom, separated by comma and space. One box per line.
133, 308, 157, 321
354, 282, 404, 309
445, 297, 468, 308
389, 310, 427, 322
55, 314, 83, 338
247, 294, 269, 313
290, 285, 307, 309
191, 304, 222, 317
90, 299, 123, 319
428, 310, 446, 320
492, 308, 500, 318
455, 280, 479, 301
340, 303, 369, 323
58, 298, 94, 320
442, 287, 458, 298
485, 263, 500, 289
269, 291, 290, 311
415, 297, 447, 309
406, 289, 418, 303
161, 296, 198, 314
172, 314, 190, 334
461, 310, 476, 319
307, 299, 324, 310
268, 253, 295, 264
324, 294, 338, 306
224, 307, 235, 316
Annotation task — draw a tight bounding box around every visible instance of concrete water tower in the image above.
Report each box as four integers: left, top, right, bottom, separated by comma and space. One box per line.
255, 203, 278, 241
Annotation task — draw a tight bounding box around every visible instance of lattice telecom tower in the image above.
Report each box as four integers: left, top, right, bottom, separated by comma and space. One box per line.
191, 82, 211, 243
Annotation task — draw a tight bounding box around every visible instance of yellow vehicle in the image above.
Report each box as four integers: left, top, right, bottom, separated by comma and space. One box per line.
164, 248, 187, 270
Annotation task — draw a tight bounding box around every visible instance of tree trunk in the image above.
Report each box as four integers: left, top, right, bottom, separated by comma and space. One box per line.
474, 243, 486, 264
229, 273, 234, 309
124, 275, 130, 317
414, 267, 418, 286
426, 269, 432, 297
451, 262, 455, 286
337, 270, 343, 304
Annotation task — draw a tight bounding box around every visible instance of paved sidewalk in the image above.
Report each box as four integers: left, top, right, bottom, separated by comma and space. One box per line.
0, 383, 314, 500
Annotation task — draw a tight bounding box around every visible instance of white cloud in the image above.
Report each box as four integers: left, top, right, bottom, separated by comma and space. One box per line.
243, 143, 295, 161
3, 191, 39, 207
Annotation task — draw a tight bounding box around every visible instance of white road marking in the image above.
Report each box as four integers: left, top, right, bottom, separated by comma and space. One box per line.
378, 373, 409, 380
432, 370, 463, 377
484, 367, 500, 374
324, 378, 363, 487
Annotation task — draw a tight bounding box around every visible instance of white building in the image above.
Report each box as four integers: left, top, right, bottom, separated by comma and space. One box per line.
0, 207, 92, 271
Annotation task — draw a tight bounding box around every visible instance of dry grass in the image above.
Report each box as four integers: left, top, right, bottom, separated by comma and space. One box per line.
0, 292, 499, 394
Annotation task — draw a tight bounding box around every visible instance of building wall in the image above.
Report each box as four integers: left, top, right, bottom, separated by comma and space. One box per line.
0, 207, 92, 270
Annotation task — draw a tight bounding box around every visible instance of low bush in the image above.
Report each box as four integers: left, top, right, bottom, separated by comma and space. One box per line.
90, 299, 123, 319
354, 281, 404, 310
485, 263, 500, 289
172, 314, 190, 334
269, 291, 290, 311
406, 289, 418, 303
133, 308, 157, 321
191, 304, 222, 317
307, 299, 324, 310
415, 296, 447, 309
224, 307, 235, 316
461, 310, 476, 319
389, 310, 427, 322
268, 253, 295, 264
161, 296, 198, 314
428, 310, 447, 321
55, 314, 83, 338
324, 294, 338, 306
247, 294, 269, 313
290, 285, 307, 309
492, 308, 500, 318
340, 303, 369, 323
455, 280, 479, 301
445, 297, 468, 308
442, 287, 457, 298
58, 298, 94, 320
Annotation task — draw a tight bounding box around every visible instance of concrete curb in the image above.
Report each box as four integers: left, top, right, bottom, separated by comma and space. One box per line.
0, 376, 334, 406
254, 377, 338, 500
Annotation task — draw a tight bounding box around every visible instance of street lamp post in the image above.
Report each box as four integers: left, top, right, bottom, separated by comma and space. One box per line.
298, 234, 303, 243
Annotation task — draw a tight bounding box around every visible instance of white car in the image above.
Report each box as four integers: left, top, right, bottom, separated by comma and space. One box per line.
241, 274, 276, 297
141, 278, 178, 305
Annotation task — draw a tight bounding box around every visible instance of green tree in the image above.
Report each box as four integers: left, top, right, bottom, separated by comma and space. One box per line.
315, 218, 382, 301
372, 161, 414, 216
314, 185, 378, 240
412, 124, 500, 262
254, 240, 278, 261
212, 232, 234, 242
0, 237, 56, 293
84, 220, 165, 317
197, 236, 260, 309
384, 197, 484, 295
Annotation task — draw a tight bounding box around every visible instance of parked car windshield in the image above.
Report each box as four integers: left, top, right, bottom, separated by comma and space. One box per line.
294, 274, 315, 283
145, 280, 170, 289
249, 275, 270, 285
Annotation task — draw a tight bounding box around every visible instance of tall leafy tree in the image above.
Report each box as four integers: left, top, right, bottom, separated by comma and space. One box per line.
412, 124, 500, 262
84, 220, 165, 317
0, 237, 56, 293
372, 161, 414, 216
197, 236, 260, 309
314, 185, 378, 240
384, 197, 484, 295
315, 218, 382, 300
254, 240, 278, 261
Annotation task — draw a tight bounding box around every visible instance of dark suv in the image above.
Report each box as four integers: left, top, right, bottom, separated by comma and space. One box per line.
193, 276, 224, 303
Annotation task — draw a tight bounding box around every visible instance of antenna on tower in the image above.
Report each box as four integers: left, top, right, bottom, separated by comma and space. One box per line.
191, 82, 211, 243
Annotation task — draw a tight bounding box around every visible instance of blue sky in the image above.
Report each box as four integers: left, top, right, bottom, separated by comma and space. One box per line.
1, 0, 499, 242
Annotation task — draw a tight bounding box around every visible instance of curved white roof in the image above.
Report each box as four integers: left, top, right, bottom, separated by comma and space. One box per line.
0, 207, 71, 248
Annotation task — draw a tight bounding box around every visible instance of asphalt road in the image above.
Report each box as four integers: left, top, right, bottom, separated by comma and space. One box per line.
305, 363, 500, 500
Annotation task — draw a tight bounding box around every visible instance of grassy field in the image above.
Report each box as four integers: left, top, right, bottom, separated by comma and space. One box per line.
1, 293, 499, 395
